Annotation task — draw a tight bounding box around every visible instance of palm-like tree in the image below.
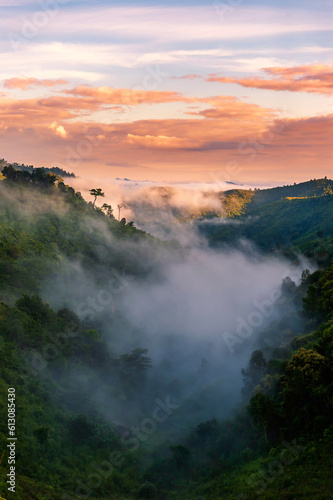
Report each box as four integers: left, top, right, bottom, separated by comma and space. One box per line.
89, 188, 105, 206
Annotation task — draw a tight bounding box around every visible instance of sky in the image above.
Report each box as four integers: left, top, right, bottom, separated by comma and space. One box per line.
0, 0, 332, 185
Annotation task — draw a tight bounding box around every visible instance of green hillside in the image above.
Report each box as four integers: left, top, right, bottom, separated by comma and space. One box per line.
221, 178, 333, 217
203, 182, 333, 261
0, 159, 75, 179
0, 167, 333, 499
0, 166, 176, 499
144, 263, 333, 499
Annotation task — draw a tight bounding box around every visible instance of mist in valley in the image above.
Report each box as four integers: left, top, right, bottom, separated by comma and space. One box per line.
25, 179, 312, 451
0, 174, 315, 490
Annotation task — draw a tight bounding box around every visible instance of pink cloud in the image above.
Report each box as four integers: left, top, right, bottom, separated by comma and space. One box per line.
3, 77, 68, 91
171, 74, 202, 80
207, 63, 333, 95
64, 86, 197, 105
0, 80, 332, 183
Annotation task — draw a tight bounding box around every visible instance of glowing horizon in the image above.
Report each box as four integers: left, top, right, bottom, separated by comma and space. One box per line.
0, 1, 332, 185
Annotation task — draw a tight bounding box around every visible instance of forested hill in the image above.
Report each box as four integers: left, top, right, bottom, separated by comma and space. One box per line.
0, 166, 332, 499
202, 178, 333, 259
0, 165, 177, 499
0, 164, 170, 304
222, 177, 333, 217
0, 159, 75, 179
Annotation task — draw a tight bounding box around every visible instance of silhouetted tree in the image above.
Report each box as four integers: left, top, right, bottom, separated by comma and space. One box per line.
89, 188, 105, 206
102, 203, 113, 217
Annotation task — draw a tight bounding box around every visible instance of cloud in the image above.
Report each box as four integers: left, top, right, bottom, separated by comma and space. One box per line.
171, 74, 202, 80
107, 162, 147, 169
0, 82, 332, 184
64, 86, 196, 106
193, 95, 276, 121
3, 77, 67, 90
127, 134, 191, 149
206, 63, 333, 95
3, 6, 332, 44
49, 121, 67, 138
0, 82, 196, 131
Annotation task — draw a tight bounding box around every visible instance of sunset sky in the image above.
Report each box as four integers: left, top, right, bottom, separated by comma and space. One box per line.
0, 0, 332, 185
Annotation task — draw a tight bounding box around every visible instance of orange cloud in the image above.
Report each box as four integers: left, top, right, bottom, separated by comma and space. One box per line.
0, 83, 331, 183
127, 133, 191, 149
49, 122, 67, 138
0, 92, 128, 132
171, 74, 202, 80
3, 77, 68, 91
207, 63, 333, 95
193, 96, 276, 122
64, 86, 196, 105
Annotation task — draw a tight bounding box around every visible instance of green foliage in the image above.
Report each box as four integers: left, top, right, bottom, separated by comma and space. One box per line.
241, 350, 267, 400
119, 348, 152, 373
137, 481, 157, 498
303, 262, 333, 322
202, 179, 333, 261
222, 189, 255, 217
0, 168, 332, 499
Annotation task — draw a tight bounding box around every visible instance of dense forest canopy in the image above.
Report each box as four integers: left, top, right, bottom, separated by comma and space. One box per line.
0, 166, 332, 499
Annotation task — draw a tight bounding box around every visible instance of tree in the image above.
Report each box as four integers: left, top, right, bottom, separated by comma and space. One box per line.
248, 393, 280, 444
241, 350, 267, 400
118, 348, 152, 396
16, 294, 55, 325
117, 203, 125, 220
2, 165, 20, 181
119, 348, 152, 375
282, 348, 329, 436
324, 185, 333, 196
56, 175, 64, 185
89, 188, 105, 206
31, 168, 56, 187
138, 482, 157, 499
68, 415, 95, 446
170, 445, 191, 470
303, 263, 333, 322
34, 426, 49, 459
196, 418, 219, 446
101, 203, 113, 217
